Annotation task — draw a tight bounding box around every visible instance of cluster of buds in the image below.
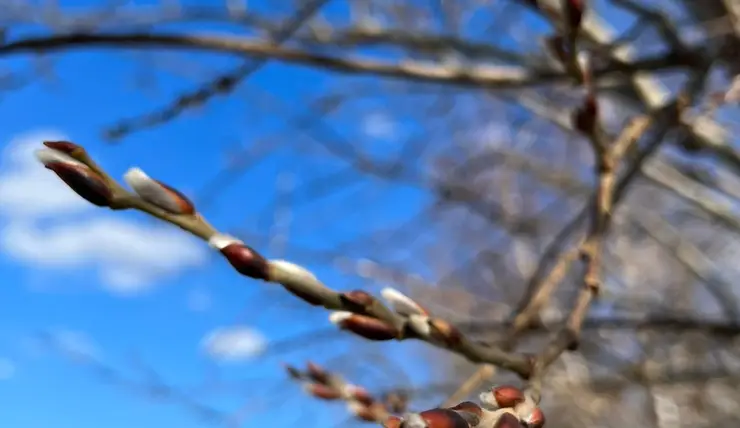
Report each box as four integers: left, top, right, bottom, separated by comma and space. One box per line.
284, 361, 408, 423
383, 385, 544, 428
329, 287, 463, 347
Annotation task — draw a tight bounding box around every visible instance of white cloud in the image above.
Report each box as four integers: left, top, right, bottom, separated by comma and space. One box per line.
201, 326, 266, 362
361, 112, 397, 140
0, 131, 208, 294
0, 358, 15, 380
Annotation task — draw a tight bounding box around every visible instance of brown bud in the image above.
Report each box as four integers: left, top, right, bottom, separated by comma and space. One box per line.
493, 385, 526, 408
43, 140, 85, 157
330, 312, 399, 341
124, 167, 196, 215
414, 408, 469, 428
304, 383, 341, 400
494, 412, 523, 428
383, 416, 403, 428
521, 407, 545, 428
45, 162, 113, 207
347, 385, 374, 406
306, 361, 329, 383
220, 243, 269, 280
572, 96, 598, 135
340, 290, 375, 312
428, 318, 462, 346
448, 401, 482, 426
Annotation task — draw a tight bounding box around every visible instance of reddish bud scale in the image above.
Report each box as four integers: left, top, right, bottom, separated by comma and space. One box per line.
573, 96, 598, 135
428, 318, 462, 346
522, 407, 545, 428
494, 413, 522, 428
306, 383, 341, 400
417, 408, 470, 428
348, 386, 375, 406
306, 361, 329, 383
493, 385, 525, 408
45, 162, 112, 207
383, 416, 403, 428
152, 179, 196, 215
448, 401, 482, 417
220, 244, 269, 280
43, 140, 84, 155
337, 314, 398, 341
340, 290, 375, 312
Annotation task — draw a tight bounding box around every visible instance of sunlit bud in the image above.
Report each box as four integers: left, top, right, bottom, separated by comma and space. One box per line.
408, 314, 431, 337
329, 312, 398, 341
340, 290, 376, 312
267, 259, 325, 305
381, 287, 428, 316
520, 407, 545, 428
494, 412, 523, 428
304, 383, 341, 400
209, 234, 269, 280
35, 148, 113, 207
306, 361, 330, 383
124, 167, 195, 215
480, 385, 525, 410
406, 409, 469, 428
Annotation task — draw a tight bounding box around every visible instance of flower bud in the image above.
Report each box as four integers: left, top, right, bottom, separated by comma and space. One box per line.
381, 287, 428, 316
340, 290, 375, 312
494, 412, 522, 428
520, 407, 545, 428
209, 234, 269, 280
428, 318, 463, 347
448, 401, 482, 424
35, 148, 113, 207
306, 361, 329, 383
304, 383, 341, 400
124, 167, 195, 215
480, 385, 525, 410
573, 95, 598, 135
345, 384, 374, 406
329, 312, 398, 341
409, 409, 469, 428
267, 260, 325, 305
43, 140, 85, 158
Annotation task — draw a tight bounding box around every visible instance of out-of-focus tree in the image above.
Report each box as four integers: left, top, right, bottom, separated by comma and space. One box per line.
6, 0, 740, 426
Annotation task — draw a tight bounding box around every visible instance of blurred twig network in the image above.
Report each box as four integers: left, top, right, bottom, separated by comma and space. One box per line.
5, 0, 740, 426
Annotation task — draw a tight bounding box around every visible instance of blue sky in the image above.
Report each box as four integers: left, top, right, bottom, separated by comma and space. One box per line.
0, 2, 439, 427
0, 0, 664, 426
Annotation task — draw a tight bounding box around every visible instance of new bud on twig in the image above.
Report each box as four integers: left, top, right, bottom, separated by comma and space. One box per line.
520, 407, 545, 428
329, 312, 399, 341
494, 412, 523, 428
448, 401, 483, 426
480, 385, 525, 410
209, 234, 269, 280
43, 140, 86, 160
428, 318, 463, 347
340, 290, 376, 313
406, 409, 469, 428
381, 287, 428, 316
345, 384, 374, 406
124, 167, 196, 215
304, 383, 341, 400
268, 259, 324, 305
306, 361, 330, 383
35, 147, 113, 207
